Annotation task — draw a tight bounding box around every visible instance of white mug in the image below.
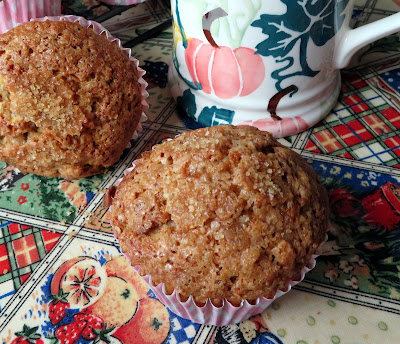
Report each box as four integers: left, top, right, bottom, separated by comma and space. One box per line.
169, 0, 400, 137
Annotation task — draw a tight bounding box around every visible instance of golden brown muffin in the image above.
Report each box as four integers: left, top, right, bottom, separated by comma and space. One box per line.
0, 20, 144, 178
110, 125, 328, 306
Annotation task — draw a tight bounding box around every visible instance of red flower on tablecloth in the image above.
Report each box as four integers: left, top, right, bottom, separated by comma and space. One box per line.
21, 183, 30, 191
330, 188, 362, 218
17, 196, 27, 205
361, 182, 400, 230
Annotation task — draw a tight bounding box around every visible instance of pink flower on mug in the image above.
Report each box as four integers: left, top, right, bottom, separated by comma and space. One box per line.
344, 276, 358, 290
20, 183, 29, 191
339, 260, 353, 273
17, 196, 27, 205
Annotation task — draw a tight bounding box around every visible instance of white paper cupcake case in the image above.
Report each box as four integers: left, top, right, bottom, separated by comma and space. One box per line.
111, 160, 328, 326
33, 15, 148, 139
133, 251, 321, 326
0, 0, 61, 34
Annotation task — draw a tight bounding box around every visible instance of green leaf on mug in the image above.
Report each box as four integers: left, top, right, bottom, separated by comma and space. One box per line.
198, 105, 235, 126
177, 89, 197, 119
251, 0, 349, 90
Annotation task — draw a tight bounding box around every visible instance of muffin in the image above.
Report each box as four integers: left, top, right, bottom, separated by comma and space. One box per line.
0, 0, 61, 34
110, 125, 328, 314
0, 19, 145, 178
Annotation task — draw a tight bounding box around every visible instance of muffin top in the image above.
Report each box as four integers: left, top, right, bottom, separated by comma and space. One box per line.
0, 20, 143, 178
111, 125, 328, 305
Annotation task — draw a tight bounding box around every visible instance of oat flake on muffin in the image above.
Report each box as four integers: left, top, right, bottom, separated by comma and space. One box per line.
110, 125, 329, 306
0, 19, 144, 178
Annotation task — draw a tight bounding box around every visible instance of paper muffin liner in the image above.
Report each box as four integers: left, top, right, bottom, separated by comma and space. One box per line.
110, 159, 328, 326
133, 247, 323, 326
32, 15, 148, 139
0, 0, 61, 34
100, 0, 148, 5
115, 238, 325, 326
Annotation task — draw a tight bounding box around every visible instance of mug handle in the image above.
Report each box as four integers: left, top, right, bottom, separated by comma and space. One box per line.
334, 12, 400, 69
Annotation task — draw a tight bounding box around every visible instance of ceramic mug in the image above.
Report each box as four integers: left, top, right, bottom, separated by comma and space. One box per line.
169, 0, 400, 137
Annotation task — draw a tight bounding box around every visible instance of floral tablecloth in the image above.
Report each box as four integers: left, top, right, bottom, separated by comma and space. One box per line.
1, 0, 400, 343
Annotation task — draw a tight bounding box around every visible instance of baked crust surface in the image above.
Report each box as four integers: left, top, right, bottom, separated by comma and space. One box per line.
112, 125, 329, 305
0, 20, 143, 178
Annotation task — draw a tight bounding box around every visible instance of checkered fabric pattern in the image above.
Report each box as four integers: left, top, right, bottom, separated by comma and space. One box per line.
304, 68, 400, 167
0, 1, 399, 343
168, 314, 201, 344
0, 222, 62, 310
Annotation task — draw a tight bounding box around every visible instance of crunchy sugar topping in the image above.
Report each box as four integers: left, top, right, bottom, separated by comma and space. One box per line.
0, 20, 143, 178
111, 125, 329, 305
